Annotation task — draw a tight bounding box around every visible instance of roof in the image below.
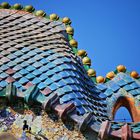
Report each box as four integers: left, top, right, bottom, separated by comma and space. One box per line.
0, 2, 140, 140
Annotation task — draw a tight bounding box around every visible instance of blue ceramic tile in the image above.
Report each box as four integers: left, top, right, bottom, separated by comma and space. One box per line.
116, 79, 127, 87
52, 67, 61, 73
21, 47, 30, 53
124, 76, 134, 83
38, 82, 46, 90
40, 58, 49, 65
20, 62, 29, 68
14, 51, 23, 56
19, 77, 29, 84
76, 106, 85, 115
13, 81, 22, 88
7, 54, 17, 59
33, 62, 42, 68
51, 74, 61, 82
46, 63, 56, 69
33, 55, 43, 61
32, 69, 42, 76
123, 85, 134, 91
107, 81, 120, 92
104, 89, 113, 97
73, 99, 82, 107
45, 70, 55, 77
44, 78, 53, 85
130, 82, 140, 89
0, 65, 9, 71
57, 80, 66, 87
25, 73, 35, 80
26, 65, 36, 72
60, 95, 70, 103
96, 84, 107, 91
56, 88, 65, 96
27, 58, 36, 64
0, 81, 8, 87
0, 72, 8, 79
39, 66, 47, 72
13, 72, 22, 79
39, 74, 48, 81
68, 93, 77, 100
7, 61, 17, 67
49, 83, 58, 91
32, 78, 41, 84
19, 69, 29, 75
130, 90, 139, 96
62, 85, 72, 92
13, 65, 22, 71
14, 58, 23, 64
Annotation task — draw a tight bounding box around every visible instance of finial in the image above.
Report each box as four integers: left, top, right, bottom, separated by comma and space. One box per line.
24, 5, 34, 12
77, 50, 87, 57
66, 26, 74, 35
13, 3, 22, 10
87, 69, 96, 77
62, 17, 71, 24
130, 71, 139, 79
106, 71, 115, 79
1, 2, 10, 8
117, 65, 126, 72
82, 57, 91, 65
96, 76, 105, 83
50, 13, 59, 20
35, 10, 46, 17
69, 39, 78, 48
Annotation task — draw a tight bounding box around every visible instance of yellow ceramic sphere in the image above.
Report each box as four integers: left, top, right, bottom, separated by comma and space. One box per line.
1, 2, 10, 8
117, 65, 126, 72
87, 69, 96, 77
106, 71, 115, 79
13, 3, 22, 10
35, 10, 45, 17
62, 17, 71, 24
66, 26, 74, 35
69, 39, 78, 47
77, 50, 87, 57
130, 71, 139, 79
82, 57, 91, 65
50, 13, 58, 20
96, 76, 105, 83
25, 5, 34, 12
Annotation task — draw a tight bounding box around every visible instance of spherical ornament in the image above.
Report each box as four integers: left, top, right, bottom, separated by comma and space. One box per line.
66, 26, 74, 35
13, 3, 22, 10
1, 2, 10, 8
35, 10, 46, 17
87, 69, 96, 77
106, 71, 115, 79
69, 39, 78, 48
117, 65, 126, 72
62, 17, 71, 24
96, 76, 105, 83
130, 71, 139, 79
50, 13, 59, 20
24, 5, 34, 12
82, 57, 91, 65
77, 50, 87, 57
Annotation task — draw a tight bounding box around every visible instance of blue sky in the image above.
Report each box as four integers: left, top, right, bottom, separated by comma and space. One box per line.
1, 0, 139, 121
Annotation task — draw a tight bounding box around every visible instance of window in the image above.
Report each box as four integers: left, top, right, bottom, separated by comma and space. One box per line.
114, 107, 132, 122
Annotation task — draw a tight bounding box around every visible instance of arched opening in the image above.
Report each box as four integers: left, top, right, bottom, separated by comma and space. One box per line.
112, 96, 140, 122
114, 107, 132, 122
